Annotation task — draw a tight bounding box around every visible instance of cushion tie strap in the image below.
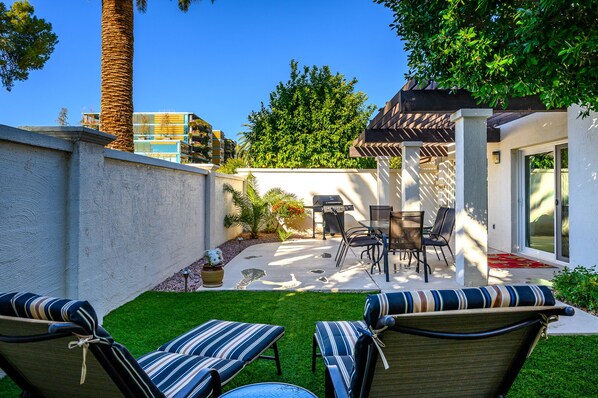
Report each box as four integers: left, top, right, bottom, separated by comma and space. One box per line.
358, 326, 390, 369
528, 313, 553, 357
68, 333, 101, 384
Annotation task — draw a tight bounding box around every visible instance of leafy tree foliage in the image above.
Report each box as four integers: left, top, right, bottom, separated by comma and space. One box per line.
242, 60, 376, 168
376, 0, 597, 113
0, 1, 57, 91
56, 107, 68, 126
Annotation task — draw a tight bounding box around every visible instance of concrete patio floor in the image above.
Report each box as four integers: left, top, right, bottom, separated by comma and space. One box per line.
199, 237, 598, 335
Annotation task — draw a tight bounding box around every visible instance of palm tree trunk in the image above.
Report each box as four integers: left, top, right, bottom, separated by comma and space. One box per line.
101, 0, 134, 152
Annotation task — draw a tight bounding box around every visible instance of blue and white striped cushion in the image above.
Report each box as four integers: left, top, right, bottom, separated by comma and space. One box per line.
138, 351, 244, 398
0, 292, 100, 335
323, 355, 354, 393
363, 285, 555, 326
158, 320, 284, 363
315, 321, 366, 357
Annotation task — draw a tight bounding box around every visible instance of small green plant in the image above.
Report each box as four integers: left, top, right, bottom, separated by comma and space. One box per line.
276, 228, 293, 242
552, 266, 598, 313
223, 174, 298, 238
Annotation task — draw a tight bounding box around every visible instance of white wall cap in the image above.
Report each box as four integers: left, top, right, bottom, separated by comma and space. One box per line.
20, 126, 116, 146
400, 141, 424, 148
450, 109, 493, 122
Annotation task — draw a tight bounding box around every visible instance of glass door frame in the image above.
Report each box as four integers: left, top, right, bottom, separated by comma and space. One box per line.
517, 140, 568, 263
555, 143, 569, 262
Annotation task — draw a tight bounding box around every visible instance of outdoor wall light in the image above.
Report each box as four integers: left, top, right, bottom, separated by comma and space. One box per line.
182, 268, 190, 292
492, 151, 501, 164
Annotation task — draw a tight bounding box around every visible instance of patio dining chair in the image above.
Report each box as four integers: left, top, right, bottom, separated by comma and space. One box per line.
369, 205, 393, 221
424, 207, 455, 267
317, 285, 574, 398
0, 292, 284, 398
387, 211, 431, 282
332, 210, 382, 271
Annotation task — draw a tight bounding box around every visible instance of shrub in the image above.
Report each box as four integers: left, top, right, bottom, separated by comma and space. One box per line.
552, 266, 598, 313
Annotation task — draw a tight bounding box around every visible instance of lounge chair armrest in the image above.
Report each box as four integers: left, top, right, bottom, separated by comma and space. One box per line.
325, 365, 350, 398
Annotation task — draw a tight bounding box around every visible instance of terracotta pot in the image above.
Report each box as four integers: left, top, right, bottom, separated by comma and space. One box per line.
201, 266, 224, 288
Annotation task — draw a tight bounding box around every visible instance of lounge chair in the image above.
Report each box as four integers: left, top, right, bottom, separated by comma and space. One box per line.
0, 292, 284, 397
314, 285, 573, 398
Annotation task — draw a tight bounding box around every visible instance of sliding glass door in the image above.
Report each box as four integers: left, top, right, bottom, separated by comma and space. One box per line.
520, 144, 568, 262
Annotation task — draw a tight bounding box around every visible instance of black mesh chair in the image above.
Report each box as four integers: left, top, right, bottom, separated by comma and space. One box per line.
424, 207, 455, 267
333, 210, 381, 271
369, 205, 393, 221
387, 211, 431, 282
425, 207, 449, 260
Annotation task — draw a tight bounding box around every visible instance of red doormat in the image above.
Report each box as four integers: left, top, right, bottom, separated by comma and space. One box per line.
488, 254, 557, 269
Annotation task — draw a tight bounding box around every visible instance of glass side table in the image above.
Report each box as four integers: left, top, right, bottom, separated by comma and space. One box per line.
220, 382, 317, 398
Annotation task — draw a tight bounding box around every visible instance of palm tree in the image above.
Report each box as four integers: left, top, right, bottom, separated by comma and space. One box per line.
223, 174, 298, 239
101, 0, 211, 152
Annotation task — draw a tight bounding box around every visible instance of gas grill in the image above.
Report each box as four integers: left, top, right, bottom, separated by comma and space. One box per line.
307, 195, 354, 240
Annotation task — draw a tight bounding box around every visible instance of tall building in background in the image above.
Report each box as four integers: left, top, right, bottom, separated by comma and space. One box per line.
210, 130, 237, 165
82, 112, 214, 164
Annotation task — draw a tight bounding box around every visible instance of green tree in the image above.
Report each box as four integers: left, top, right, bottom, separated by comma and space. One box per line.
101, 0, 213, 153
376, 0, 597, 114
242, 60, 376, 168
56, 107, 68, 126
0, 1, 57, 91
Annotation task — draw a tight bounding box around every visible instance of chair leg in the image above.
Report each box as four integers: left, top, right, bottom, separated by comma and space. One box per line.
440, 246, 449, 267
423, 248, 429, 283
434, 246, 441, 260
447, 244, 455, 262
334, 241, 344, 261
272, 342, 282, 376
312, 335, 317, 373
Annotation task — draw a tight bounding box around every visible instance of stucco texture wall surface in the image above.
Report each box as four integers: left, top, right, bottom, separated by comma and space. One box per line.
99, 157, 206, 314
214, 173, 244, 246
0, 141, 69, 297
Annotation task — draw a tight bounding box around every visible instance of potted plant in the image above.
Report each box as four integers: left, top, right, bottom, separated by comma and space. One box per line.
201, 248, 224, 288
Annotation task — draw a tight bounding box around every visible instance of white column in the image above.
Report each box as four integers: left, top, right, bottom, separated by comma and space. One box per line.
203, 164, 219, 250
376, 156, 391, 205
450, 109, 492, 286
401, 141, 422, 210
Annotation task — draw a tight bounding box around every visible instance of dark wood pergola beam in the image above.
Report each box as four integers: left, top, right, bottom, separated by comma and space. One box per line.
399, 90, 564, 113
362, 128, 500, 143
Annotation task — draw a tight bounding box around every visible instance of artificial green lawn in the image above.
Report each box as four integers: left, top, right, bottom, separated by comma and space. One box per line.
1, 291, 597, 397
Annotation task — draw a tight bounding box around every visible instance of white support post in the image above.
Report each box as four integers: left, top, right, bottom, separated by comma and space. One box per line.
450, 109, 492, 286
376, 156, 391, 205
204, 164, 219, 250
401, 141, 423, 211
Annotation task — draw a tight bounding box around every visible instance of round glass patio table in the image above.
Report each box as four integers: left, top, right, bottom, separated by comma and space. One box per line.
220, 382, 317, 398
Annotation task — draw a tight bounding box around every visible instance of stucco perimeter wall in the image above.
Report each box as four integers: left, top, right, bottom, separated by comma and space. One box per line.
0, 125, 72, 298
486, 113, 567, 253
0, 125, 212, 320
237, 168, 441, 229
213, 173, 244, 246
99, 152, 207, 315
568, 106, 598, 268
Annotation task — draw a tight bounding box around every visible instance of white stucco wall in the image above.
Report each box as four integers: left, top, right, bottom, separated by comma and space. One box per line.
96, 152, 207, 315
487, 113, 567, 252
568, 106, 598, 268
237, 168, 441, 229
0, 126, 71, 297
214, 173, 244, 246
0, 125, 215, 319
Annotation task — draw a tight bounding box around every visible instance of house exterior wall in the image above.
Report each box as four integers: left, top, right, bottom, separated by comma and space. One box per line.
486, 113, 567, 253
568, 106, 598, 268
214, 172, 245, 246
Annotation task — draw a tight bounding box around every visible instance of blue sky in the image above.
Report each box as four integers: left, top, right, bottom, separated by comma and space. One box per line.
1, 0, 408, 140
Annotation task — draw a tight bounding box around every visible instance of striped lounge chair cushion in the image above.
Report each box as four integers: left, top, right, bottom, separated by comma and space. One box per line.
315, 320, 366, 357
324, 355, 354, 392
363, 285, 555, 326
138, 351, 244, 398
158, 319, 284, 363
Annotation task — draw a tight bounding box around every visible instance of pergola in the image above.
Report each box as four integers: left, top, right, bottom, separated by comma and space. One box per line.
351, 80, 564, 286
